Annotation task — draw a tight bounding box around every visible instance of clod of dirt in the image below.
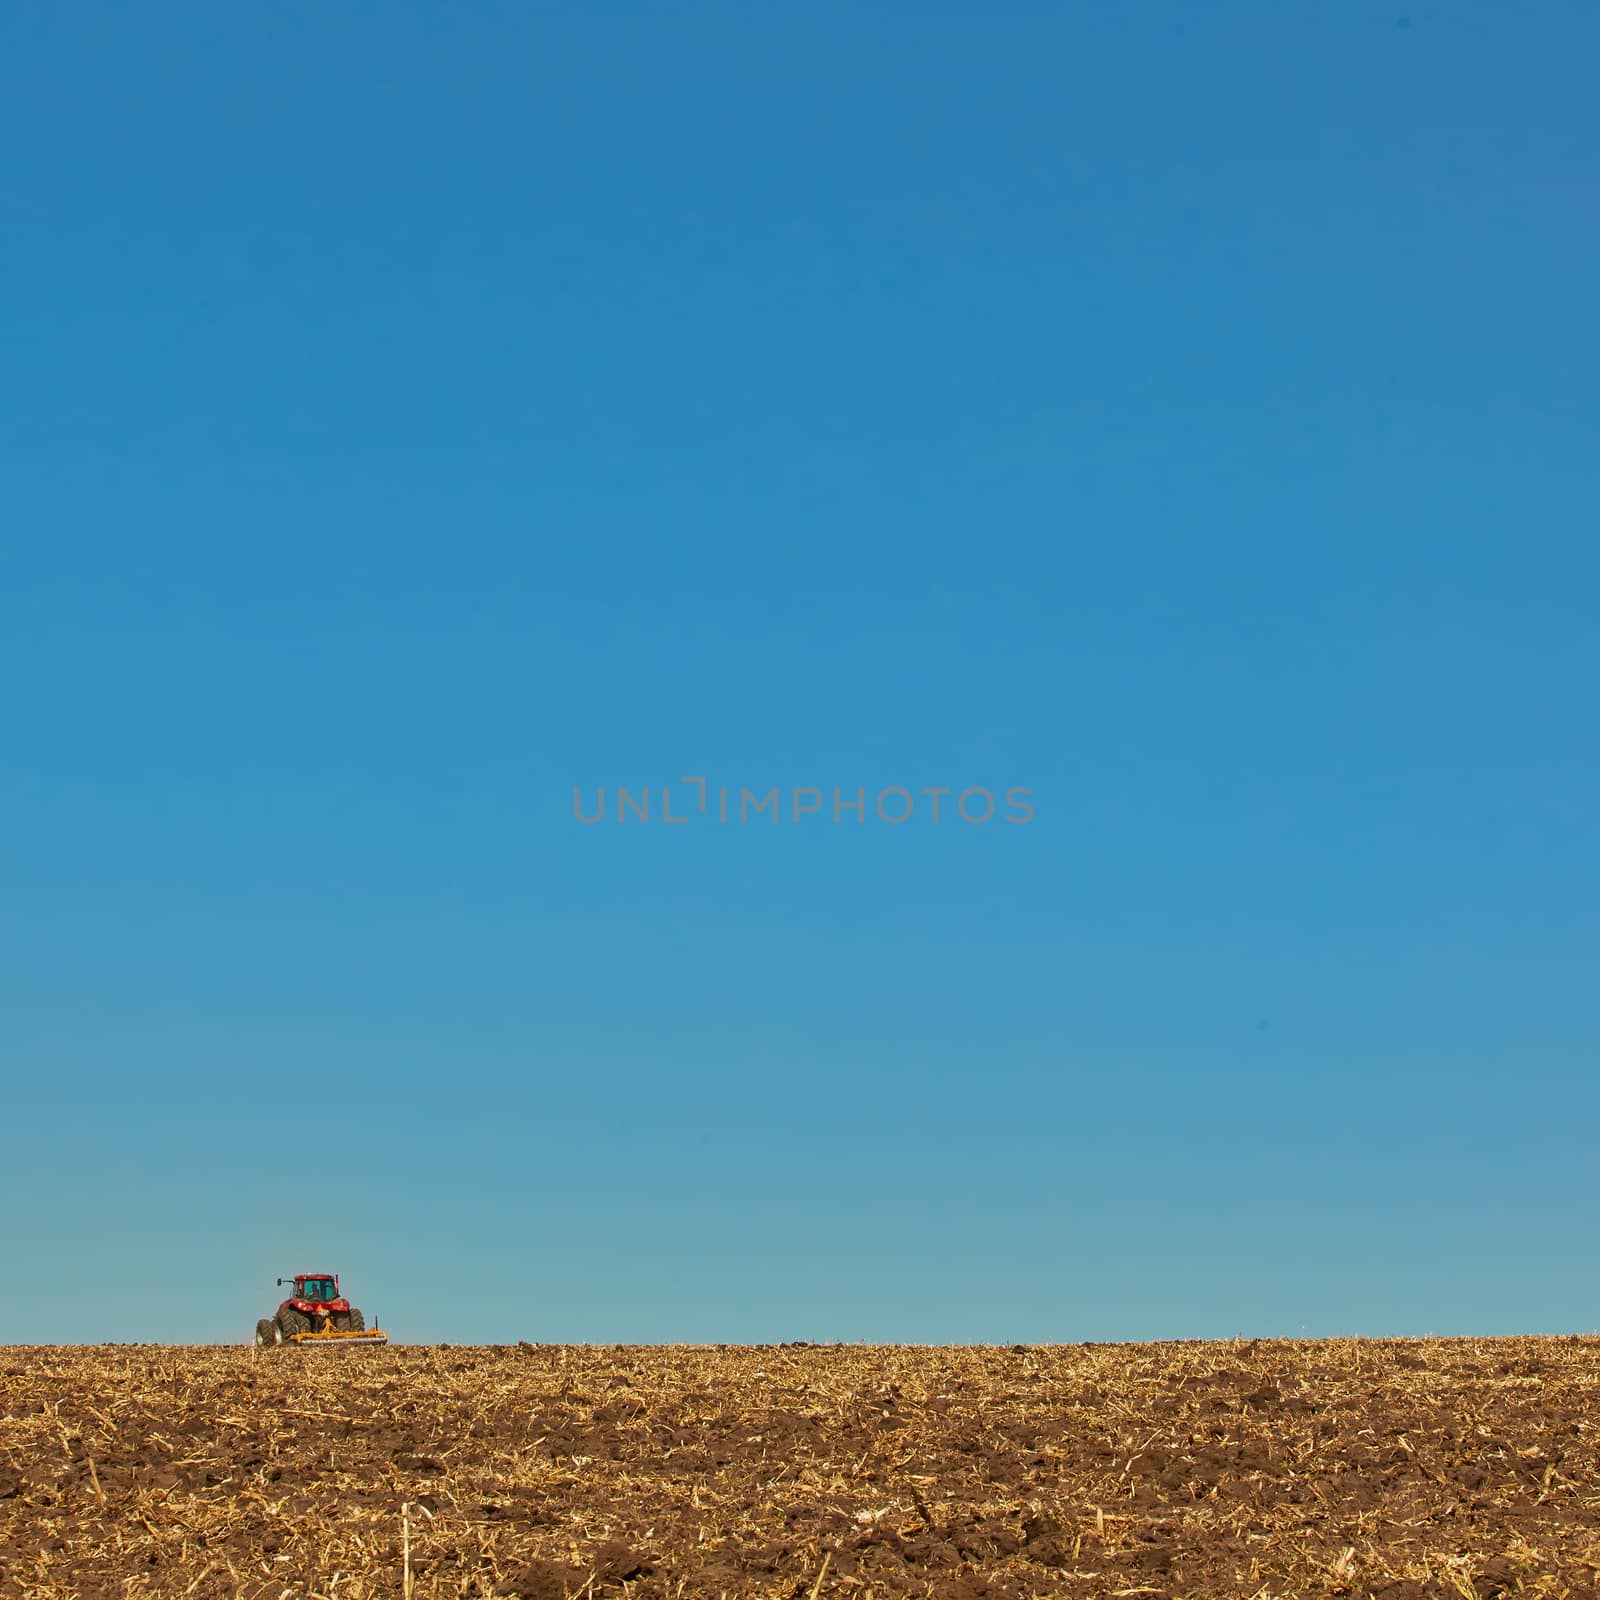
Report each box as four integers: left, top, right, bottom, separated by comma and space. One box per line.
494, 1543, 651, 1598
1475, 1555, 1519, 1598
593, 1540, 651, 1581
494, 1559, 584, 1600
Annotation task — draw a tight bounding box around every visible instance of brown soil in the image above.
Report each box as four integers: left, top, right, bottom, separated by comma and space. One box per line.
2, 1337, 1597, 1598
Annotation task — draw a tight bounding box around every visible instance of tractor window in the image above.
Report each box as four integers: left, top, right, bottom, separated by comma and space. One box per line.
300, 1279, 335, 1301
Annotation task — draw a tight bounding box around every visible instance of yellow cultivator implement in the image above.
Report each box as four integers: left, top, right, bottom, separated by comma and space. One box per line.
287, 1319, 389, 1349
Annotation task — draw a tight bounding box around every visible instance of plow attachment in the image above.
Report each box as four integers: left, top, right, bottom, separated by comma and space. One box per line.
288, 1324, 389, 1349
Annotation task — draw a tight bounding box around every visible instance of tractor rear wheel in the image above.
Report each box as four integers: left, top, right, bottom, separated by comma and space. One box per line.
277, 1307, 311, 1341
254, 1319, 276, 1349
347, 1308, 366, 1333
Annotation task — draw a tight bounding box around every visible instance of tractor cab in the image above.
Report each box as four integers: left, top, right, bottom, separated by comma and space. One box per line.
294, 1275, 340, 1305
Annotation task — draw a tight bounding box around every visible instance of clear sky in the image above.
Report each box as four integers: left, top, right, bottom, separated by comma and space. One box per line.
2, 4, 1596, 1345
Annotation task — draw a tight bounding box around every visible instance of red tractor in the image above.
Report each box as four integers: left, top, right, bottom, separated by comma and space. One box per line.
255, 1272, 385, 1347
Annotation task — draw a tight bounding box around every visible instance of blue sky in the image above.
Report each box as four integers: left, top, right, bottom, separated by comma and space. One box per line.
2, 3, 1596, 1343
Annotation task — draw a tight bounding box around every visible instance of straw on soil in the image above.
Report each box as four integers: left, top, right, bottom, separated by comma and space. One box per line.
1, 1336, 1597, 1598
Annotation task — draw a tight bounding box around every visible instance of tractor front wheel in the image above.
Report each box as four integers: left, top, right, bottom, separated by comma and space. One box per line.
254, 1319, 276, 1349
277, 1307, 311, 1342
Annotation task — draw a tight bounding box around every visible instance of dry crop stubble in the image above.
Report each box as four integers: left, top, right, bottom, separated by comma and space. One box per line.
1, 1337, 1598, 1598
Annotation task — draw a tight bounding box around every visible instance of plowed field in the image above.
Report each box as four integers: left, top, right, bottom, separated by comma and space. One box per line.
2, 1338, 1597, 1598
